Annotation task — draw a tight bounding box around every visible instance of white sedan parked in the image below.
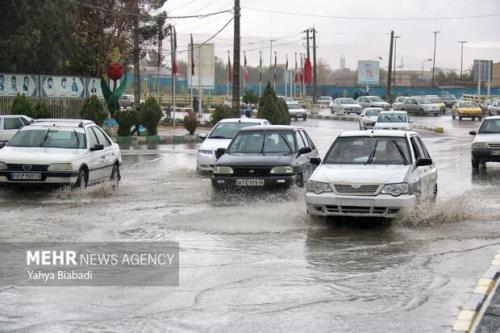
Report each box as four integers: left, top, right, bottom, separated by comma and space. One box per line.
374, 111, 411, 131
0, 115, 32, 144
306, 130, 437, 218
0, 119, 121, 188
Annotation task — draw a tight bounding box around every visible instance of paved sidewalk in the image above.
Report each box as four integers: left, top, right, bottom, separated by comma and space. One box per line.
476, 279, 500, 332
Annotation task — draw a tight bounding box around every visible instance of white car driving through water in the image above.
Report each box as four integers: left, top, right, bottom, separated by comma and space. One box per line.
196, 118, 270, 172
0, 119, 121, 188
305, 130, 437, 218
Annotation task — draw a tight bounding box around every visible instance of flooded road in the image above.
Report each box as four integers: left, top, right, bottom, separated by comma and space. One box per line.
1, 114, 500, 332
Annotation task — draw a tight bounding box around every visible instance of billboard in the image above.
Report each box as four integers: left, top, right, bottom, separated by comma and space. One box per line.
473, 60, 493, 83
41, 76, 86, 98
0, 74, 37, 96
357, 60, 380, 85
188, 43, 215, 89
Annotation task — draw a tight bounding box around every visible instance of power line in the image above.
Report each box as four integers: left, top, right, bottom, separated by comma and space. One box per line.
243, 6, 500, 21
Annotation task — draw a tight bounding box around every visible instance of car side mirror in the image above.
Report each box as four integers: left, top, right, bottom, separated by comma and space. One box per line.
310, 157, 321, 166
298, 147, 312, 155
198, 134, 207, 140
416, 158, 432, 167
90, 144, 104, 151
215, 148, 226, 159
469, 131, 477, 136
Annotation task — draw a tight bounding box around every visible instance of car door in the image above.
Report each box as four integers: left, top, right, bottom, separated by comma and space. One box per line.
409, 135, 431, 199
294, 130, 310, 178
1, 117, 24, 142
86, 127, 104, 183
301, 130, 320, 179
91, 126, 115, 180
416, 136, 437, 197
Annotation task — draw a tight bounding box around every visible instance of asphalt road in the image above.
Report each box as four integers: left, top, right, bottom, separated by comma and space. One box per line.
1, 111, 500, 332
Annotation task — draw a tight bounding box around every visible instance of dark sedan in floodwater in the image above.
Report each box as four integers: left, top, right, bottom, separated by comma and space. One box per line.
211, 125, 321, 190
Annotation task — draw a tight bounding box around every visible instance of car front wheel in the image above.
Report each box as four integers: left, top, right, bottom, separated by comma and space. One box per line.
74, 169, 88, 190
110, 164, 121, 190
471, 158, 479, 169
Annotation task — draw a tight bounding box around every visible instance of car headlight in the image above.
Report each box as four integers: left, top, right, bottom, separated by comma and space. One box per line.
213, 166, 233, 175
270, 166, 294, 174
48, 163, 73, 171
306, 180, 332, 194
198, 150, 212, 156
472, 142, 488, 150
0, 162, 6, 171
381, 183, 409, 196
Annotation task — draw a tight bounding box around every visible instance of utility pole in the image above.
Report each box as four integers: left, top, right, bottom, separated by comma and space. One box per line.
269, 39, 275, 83
133, 0, 141, 107
169, 25, 177, 127
304, 29, 311, 98
231, 0, 241, 114
458, 40, 467, 80
431, 31, 440, 88
386, 30, 394, 102
393, 35, 400, 86
312, 27, 317, 104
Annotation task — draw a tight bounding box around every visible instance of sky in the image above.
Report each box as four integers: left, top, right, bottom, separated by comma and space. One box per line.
162, 0, 500, 72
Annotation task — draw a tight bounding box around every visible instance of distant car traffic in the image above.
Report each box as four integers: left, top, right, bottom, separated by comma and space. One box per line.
120, 94, 135, 109
356, 96, 391, 110
212, 125, 320, 190
470, 116, 500, 169
0, 115, 32, 144
424, 95, 446, 114
330, 98, 362, 115
392, 96, 409, 110
440, 94, 458, 108
451, 101, 482, 121
402, 96, 440, 116
286, 102, 308, 121
305, 130, 437, 218
488, 99, 500, 116
317, 96, 333, 108
0, 119, 121, 188
374, 111, 411, 131
359, 107, 383, 130
197, 118, 270, 172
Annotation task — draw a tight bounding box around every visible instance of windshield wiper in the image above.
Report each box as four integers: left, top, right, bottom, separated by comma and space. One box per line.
392, 140, 408, 165
365, 140, 378, 164
279, 133, 293, 153
40, 129, 50, 147
74, 130, 80, 148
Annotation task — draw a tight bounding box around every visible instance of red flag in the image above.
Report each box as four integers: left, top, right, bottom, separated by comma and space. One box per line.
259, 51, 262, 82
244, 68, 249, 81
294, 72, 300, 83
304, 58, 312, 84
190, 34, 195, 76
227, 54, 232, 82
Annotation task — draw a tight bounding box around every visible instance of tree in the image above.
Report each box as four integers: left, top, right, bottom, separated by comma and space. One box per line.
80, 96, 107, 125
11, 94, 34, 117
257, 82, 287, 125
243, 90, 259, 104
139, 96, 162, 136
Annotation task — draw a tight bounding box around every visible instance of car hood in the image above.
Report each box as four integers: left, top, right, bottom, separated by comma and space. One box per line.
199, 138, 232, 151
473, 134, 500, 144
342, 103, 362, 108
458, 107, 481, 112
216, 153, 295, 167
371, 101, 390, 106
0, 147, 86, 164
312, 164, 410, 184
364, 116, 379, 122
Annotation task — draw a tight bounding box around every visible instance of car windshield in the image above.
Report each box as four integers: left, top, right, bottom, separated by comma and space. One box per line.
228, 130, 296, 154
377, 113, 407, 123
340, 98, 355, 104
287, 104, 303, 109
459, 101, 477, 108
368, 96, 383, 102
395, 97, 407, 102
209, 122, 258, 139
319, 96, 330, 101
365, 109, 381, 116
8, 129, 87, 149
415, 98, 432, 104
478, 119, 500, 134
325, 136, 411, 165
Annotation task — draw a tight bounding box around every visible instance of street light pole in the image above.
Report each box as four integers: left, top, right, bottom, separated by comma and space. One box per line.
457, 40, 467, 80
431, 31, 440, 88
422, 58, 432, 81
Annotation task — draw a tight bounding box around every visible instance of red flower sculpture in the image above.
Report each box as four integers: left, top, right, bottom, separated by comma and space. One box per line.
107, 63, 124, 81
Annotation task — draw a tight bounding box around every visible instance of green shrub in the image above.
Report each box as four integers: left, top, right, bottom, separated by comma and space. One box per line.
115, 110, 139, 137
243, 90, 259, 105
34, 102, 50, 118
278, 98, 290, 125
139, 96, 162, 135
80, 96, 107, 125
11, 94, 34, 117
183, 112, 198, 135
257, 82, 287, 125
210, 105, 233, 125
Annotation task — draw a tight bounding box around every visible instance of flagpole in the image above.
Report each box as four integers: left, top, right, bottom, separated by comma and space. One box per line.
197, 43, 202, 120
294, 52, 297, 99
273, 51, 277, 91
227, 50, 230, 99
259, 50, 262, 97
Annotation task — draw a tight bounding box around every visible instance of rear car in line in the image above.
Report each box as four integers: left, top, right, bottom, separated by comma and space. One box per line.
330, 98, 362, 115
392, 96, 409, 110
373, 111, 411, 131
359, 107, 383, 130
212, 125, 320, 191
0, 115, 32, 144
470, 116, 500, 169
451, 100, 482, 121
424, 95, 447, 114
0, 119, 121, 188
305, 130, 437, 218
287, 102, 308, 121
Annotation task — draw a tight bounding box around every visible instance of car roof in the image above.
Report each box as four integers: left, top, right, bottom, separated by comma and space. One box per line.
240, 125, 301, 131
339, 130, 415, 138
30, 119, 95, 128
0, 114, 31, 118
379, 110, 407, 114
218, 117, 267, 123
483, 116, 500, 120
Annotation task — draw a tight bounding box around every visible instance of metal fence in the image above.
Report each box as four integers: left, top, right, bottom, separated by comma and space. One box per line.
0, 96, 84, 118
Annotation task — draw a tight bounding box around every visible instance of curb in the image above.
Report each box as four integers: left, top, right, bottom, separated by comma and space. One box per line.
113, 134, 204, 145
452, 251, 500, 332
308, 114, 445, 133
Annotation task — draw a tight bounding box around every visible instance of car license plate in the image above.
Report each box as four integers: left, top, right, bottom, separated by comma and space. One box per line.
491, 151, 500, 156
236, 179, 264, 186
11, 173, 42, 180
337, 198, 374, 206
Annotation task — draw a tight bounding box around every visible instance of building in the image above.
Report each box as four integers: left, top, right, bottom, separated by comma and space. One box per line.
492, 62, 500, 87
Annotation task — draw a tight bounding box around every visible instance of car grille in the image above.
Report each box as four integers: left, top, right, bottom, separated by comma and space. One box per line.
488, 143, 500, 149
6, 164, 49, 172
233, 167, 271, 177
325, 205, 399, 215
333, 184, 381, 195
